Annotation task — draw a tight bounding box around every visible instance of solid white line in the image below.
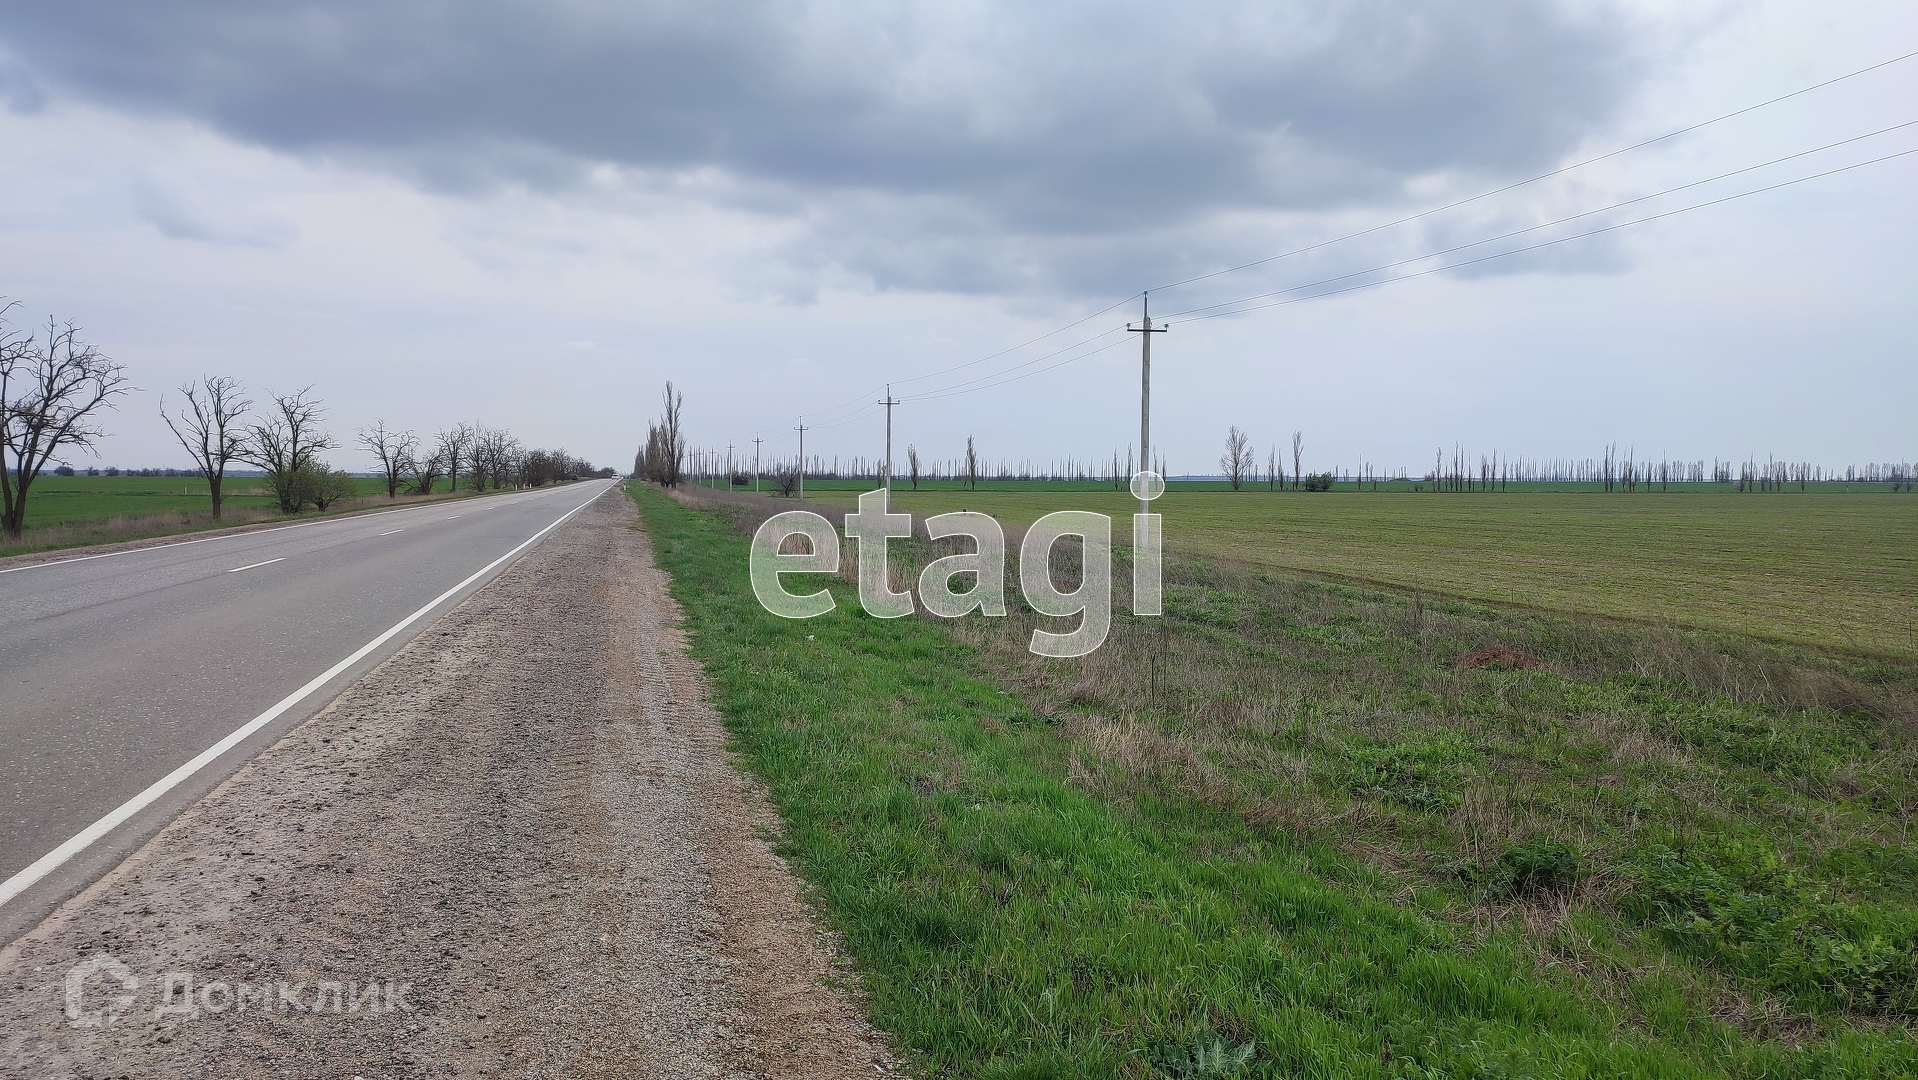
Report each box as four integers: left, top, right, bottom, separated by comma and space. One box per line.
378, 530, 403, 536
0, 481, 612, 910
226, 557, 286, 573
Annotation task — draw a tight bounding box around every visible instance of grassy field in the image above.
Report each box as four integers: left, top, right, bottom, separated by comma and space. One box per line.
3, 474, 446, 558
791, 485, 1917, 662
636, 484, 1917, 1078
14, 473, 390, 526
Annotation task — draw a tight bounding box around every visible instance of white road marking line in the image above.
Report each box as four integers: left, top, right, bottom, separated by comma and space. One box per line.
378, 530, 404, 536
0, 482, 612, 910
226, 558, 286, 573
446, 515, 461, 519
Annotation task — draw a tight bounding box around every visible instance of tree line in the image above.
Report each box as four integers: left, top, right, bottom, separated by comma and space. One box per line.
171, 380, 603, 522
1, 299, 602, 543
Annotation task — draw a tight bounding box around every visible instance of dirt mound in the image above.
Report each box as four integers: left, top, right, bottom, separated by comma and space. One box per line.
1455, 646, 1547, 671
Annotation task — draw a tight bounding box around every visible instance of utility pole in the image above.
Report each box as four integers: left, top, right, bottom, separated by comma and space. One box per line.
1127, 292, 1167, 516
877, 384, 900, 494
795, 419, 808, 502
753, 437, 762, 494
726, 441, 735, 490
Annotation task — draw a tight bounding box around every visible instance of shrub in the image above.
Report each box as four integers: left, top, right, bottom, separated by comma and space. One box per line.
1302, 471, 1335, 491
1624, 841, 1918, 1013
1459, 838, 1585, 900
308, 466, 360, 511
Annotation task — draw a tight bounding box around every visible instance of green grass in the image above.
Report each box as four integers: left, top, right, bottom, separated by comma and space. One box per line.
633, 485, 1918, 1079
795, 486, 1917, 661
14, 473, 390, 526
2, 474, 471, 559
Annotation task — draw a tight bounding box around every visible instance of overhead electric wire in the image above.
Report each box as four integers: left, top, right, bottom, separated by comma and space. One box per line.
747, 293, 1143, 441
741, 47, 1918, 433
905, 335, 1137, 402
889, 293, 1142, 388
1168, 145, 1918, 327
1161, 118, 1918, 321
1149, 48, 1918, 295
885, 140, 1918, 404
901, 325, 1130, 400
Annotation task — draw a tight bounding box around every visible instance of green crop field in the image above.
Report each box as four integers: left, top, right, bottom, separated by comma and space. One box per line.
2, 473, 423, 559
13, 474, 390, 527
790, 485, 1917, 661
636, 483, 1918, 1079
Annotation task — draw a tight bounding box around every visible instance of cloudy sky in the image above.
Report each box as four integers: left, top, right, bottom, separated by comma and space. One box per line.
2, 0, 1913, 477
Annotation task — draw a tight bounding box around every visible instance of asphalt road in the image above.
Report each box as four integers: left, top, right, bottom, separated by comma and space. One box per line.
0, 478, 619, 941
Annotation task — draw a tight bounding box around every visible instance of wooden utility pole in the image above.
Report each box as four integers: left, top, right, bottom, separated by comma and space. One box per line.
753, 437, 762, 494
877, 385, 900, 494
795, 419, 808, 501
1127, 293, 1167, 516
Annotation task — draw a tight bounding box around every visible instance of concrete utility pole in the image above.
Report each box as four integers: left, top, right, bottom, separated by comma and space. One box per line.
753, 437, 762, 494
1127, 292, 1167, 516
877, 384, 900, 494
795, 419, 808, 502
726, 441, 735, 490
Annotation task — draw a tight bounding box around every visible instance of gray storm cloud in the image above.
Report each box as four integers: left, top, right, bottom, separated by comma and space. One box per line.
1, 0, 1648, 294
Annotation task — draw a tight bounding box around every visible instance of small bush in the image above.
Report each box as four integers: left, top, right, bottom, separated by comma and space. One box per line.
1460, 838, 1585, 900
1302, 472, 1335, 491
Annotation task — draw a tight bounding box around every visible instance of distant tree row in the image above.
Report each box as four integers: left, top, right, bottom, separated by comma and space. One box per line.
1, 298, 602, 543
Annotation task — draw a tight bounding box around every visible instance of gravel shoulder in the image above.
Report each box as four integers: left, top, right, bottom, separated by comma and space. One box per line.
0, 492, 896, 1078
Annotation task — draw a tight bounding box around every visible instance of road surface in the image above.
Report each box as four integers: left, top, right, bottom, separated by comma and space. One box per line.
0, 479, 619, 941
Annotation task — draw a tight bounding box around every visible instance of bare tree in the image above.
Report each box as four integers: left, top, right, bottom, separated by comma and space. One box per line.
434, 424, 474, 493
771, 464, 800, 497
1220, 426, 1254, 491
471, 425, 520, 491
636, 383, 686, 486
485, 429, 523, 490
1267, 446, 1279, 491
964, 435, 979, 491
2, 309, 132, 541
237, 387, 336, 514
906, 444, 921, 491
163, 375, 250, 521
358, 419, 417, 499
465, 425, 493, 492
408, 447, 446, 494
1291, 431, 1303, 492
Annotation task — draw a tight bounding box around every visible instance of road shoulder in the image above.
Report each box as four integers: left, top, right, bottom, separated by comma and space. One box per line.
0, 492, 895, 1077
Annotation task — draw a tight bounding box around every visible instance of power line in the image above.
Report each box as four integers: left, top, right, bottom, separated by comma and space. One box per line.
902, 335, 1136, 403
1149, 47, 1918, 295
901, 325, 1129, 401
738, 47, 1918, 434
890, 293, 1141, 387
1169, 145, 1918, 326
745, 292, 1142, 440
1162, 118, 1918, 321
886, 142, 1918, 404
